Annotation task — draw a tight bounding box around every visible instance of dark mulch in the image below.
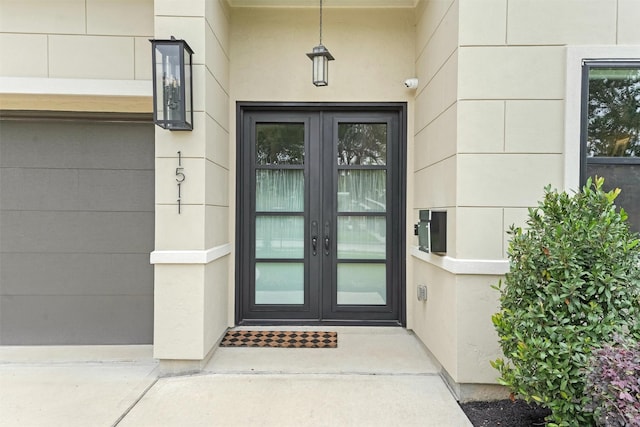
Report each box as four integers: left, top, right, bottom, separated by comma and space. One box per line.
460, 399, 552, 427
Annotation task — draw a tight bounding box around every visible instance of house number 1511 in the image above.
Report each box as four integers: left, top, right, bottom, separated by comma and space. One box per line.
176, 151, 185, 214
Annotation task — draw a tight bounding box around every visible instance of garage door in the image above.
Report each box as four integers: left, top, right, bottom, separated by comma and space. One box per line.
0, 119, 154, 345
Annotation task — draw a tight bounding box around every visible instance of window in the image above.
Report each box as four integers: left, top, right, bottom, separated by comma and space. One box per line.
581, 61, 640, 232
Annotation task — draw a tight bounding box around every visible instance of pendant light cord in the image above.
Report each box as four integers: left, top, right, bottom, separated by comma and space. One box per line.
319, 0, 323, 45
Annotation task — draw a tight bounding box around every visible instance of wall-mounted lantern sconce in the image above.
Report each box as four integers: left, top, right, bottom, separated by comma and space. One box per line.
150, 37, 194, 130
306, 0, 334, 87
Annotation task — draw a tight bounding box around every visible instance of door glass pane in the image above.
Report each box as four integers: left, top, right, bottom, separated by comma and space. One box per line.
338, 170, 386, 212
255, 262, 304, 305
337, 216, 386, 259
338, 123, 387, 165
256, 123, 305, 165
256, 169, 304, 212
587, 67, 640, 158
337, 263, 386, 305
256, 216, 304, 259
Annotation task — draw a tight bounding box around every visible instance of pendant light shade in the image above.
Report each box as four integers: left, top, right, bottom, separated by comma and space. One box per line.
307, 0, 334, 87
307, 45, 334, 87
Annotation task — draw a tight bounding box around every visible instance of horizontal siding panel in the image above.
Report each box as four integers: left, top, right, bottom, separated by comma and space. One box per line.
0, 121, 154, 170
0, 295, 153, 345
1, 168, 154, 212
1, 253, 152, 296
0, 211, 154, 253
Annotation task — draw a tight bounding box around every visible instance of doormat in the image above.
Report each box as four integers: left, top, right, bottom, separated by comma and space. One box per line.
220, 330, 337, 348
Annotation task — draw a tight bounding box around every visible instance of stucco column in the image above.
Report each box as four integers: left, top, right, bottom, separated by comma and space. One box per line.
151, 0, 231, 372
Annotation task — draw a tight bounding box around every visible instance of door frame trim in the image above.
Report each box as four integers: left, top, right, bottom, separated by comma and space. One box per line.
235, 102, 407, 326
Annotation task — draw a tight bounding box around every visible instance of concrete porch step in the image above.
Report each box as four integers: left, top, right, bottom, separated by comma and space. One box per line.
118, 372, 473, 427
205, 327, 440, 375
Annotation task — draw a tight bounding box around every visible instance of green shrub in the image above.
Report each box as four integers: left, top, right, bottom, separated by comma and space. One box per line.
491, 177, 640, 427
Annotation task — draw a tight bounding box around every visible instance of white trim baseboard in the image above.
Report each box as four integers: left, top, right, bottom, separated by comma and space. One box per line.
150, 243, 232, 265
410, 246, 509, 275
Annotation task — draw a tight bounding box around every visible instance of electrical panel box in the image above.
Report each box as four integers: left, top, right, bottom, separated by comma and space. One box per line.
416, 210, 447, 254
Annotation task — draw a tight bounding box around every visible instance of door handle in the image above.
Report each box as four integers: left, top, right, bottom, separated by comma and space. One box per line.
324, 220, 331, 256
311, 220, 319, 256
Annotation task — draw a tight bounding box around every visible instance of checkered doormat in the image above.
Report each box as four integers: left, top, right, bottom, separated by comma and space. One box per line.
220, 330, 337, 348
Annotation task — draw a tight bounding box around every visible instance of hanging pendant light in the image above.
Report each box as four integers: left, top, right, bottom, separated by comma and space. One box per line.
306, 0, 334, 87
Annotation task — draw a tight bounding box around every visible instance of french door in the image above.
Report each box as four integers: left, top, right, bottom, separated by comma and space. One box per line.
236, 104, 406, 324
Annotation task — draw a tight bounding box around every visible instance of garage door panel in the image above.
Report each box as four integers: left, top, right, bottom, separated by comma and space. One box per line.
77, 169, 154, 211
0, 168, 153, 212
0, 122, 154, 170
1, 253, 153, 296
0, 119, 154, 345
1, 211, 154, 253
0, 167, 80, 211
0, 295, 153, 345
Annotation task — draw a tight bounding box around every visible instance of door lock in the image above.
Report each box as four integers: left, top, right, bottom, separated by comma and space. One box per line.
324, 220, 331, 256
311, 220, 319, 256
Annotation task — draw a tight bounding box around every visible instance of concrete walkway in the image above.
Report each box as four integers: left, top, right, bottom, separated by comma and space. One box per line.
0, 346, 158, 427
0, 328, 472, 426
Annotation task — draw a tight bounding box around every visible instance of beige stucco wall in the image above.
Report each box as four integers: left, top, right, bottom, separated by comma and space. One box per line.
150, 0, 640, 384
457, 0, 638, 259
411, 0, 640, 394
154, 2, 418, 364
0, 0, 152, 80
228, 6, 418, 327
411, 0, 466, 386
229, 7, 415, 102
152, 0, 231, 364
0, 0, 153, 112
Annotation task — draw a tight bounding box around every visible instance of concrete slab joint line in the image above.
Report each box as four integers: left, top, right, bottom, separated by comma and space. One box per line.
111, 378, 159, 427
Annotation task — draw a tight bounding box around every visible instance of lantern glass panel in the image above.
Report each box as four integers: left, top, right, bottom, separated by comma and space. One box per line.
313, 56, 328, 86
151, 40, 193, 130
182, 45, 193, 129
156, 44, 183, 127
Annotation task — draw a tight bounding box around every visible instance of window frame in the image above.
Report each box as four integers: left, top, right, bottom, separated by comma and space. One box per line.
579, 60, 640, 185
579, 58, 640, 232
564, 46, 640, 193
